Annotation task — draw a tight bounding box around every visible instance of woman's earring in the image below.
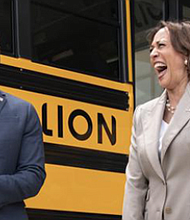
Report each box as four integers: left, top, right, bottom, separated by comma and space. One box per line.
184, 59, 188, 66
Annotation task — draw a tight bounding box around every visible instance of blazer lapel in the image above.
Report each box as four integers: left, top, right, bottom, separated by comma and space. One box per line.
161, 83, 190, 164
142, 90, 166, 181
0, 90, 6, 114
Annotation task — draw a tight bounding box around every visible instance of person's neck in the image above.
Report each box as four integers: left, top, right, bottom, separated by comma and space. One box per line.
167, 80, 188, 107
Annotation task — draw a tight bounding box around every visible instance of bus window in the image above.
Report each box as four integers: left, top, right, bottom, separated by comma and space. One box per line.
182, 1, 190, 19
0, 0, 13, 55
31, 0, 122, 81
135, 0, 163, 105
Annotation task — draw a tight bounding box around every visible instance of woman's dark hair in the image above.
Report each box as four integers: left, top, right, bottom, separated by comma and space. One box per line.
147, 20, 190, 79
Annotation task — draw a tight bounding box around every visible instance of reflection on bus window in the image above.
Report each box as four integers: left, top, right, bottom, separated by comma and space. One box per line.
31, 0, 121, 81
183, 1, 190, 20
134, 0, 163, 105
135, 0, 162, 51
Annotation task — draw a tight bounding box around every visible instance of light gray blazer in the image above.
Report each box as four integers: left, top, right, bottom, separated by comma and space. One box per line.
122, 83, 190, 220
0, 90, 46, 220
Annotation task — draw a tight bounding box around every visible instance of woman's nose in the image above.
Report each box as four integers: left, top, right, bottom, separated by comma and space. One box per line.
150, 47, 159, 58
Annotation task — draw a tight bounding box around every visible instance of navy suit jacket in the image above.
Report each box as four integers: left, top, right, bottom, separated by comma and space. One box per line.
0, 90, 46, 220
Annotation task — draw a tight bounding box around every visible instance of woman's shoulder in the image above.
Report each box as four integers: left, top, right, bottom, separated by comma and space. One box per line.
136, 96, 161, 112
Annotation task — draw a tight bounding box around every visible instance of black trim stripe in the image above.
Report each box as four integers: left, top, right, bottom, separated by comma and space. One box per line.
45, 143, 128, 173
0, 64, 129, 110
119, 0, 128, 82
27, 208, 122, 220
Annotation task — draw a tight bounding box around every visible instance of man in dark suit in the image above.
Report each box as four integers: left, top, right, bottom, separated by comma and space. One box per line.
0, 90, 46, 220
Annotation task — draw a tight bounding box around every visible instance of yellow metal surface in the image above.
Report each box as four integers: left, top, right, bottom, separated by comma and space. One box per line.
0, 1, 134, 215
0, 55, 130, 92
25, 164, 126, 215
1, 85, 132, 155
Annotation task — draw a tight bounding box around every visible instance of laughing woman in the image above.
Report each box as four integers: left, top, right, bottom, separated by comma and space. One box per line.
122, 20, 190, 220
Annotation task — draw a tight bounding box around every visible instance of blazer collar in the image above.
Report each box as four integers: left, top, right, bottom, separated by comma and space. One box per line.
0, 90, 7, 114
161, 83, 190, 163
142, 90, 166, 181
142, 83, 190, 181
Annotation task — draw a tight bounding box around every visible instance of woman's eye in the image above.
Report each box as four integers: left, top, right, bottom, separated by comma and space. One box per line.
158, 43, 165, 48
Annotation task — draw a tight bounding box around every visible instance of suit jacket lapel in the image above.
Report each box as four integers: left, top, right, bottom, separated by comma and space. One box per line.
161, 83, 190, 164
142, 90, 166, 181
0, 90, 6, 114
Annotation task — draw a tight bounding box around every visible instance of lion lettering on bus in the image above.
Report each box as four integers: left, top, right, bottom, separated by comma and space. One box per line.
42, 103, 116, 145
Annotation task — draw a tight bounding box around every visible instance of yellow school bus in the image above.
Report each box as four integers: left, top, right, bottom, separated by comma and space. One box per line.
0, 0, 134, 219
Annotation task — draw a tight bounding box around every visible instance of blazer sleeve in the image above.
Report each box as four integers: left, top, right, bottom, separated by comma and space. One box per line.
0, 103, 46, 208
122, 106, 148, 220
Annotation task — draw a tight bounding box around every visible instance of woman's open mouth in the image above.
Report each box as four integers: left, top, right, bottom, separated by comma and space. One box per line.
154, 62, 167, 79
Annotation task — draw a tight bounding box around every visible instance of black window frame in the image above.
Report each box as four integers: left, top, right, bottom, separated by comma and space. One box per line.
164, 0, 182, 21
